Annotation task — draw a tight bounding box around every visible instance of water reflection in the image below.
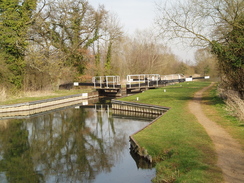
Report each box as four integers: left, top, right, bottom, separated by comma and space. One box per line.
0, 103, 155, 182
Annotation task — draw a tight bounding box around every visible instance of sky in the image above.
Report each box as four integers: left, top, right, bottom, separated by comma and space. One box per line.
90, 0, 196, 63
90, 0, 156, 34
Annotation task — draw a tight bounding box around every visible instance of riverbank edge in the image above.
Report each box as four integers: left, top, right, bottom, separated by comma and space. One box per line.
129, 115, 165, 163
111, 99, 170, 163
0, 91, 98, 118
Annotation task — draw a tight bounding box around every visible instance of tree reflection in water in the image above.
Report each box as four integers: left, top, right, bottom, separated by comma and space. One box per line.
0, 105, 154, 182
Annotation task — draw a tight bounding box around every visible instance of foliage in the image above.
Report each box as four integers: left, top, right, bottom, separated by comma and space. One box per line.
211, 16, 244, 98
105, 41, 112, 75
0, 0, 37, 90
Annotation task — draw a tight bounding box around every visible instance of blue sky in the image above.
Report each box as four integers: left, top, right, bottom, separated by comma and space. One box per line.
90, 0, 196, 63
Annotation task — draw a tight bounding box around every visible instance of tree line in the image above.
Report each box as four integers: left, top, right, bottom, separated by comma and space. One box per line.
1, 0, 242, 101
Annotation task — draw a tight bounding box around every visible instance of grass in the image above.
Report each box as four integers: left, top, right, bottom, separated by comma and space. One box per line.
0, 88, 93, 105
120, 81, 223, 182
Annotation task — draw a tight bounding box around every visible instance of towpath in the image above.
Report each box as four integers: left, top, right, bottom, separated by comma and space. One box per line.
188, 83, 244, 183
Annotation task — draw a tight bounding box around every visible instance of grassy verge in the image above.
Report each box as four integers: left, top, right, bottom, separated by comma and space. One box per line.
0, 89, 93, 105
120, 81, 223, 182
201, 83, 244, 149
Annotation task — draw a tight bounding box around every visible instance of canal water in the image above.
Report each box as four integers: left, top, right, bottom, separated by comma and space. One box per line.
0, 99, 156, 183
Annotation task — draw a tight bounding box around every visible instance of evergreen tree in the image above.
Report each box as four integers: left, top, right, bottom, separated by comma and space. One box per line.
0, 0, 37, 89
211, 15, 244, 98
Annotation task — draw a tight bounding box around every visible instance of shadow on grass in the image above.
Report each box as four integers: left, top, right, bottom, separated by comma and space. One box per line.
201, 96, 225, 106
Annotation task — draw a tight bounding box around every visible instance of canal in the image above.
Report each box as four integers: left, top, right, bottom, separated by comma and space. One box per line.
0, 98, 157, 183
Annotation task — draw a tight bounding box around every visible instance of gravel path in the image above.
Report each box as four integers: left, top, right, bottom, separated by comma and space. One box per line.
188, 83, 244, 183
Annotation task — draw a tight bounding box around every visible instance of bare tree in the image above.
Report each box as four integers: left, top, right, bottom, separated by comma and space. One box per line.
31, 0, 108, 75
101, 13, 124, 75
156, 0, 244, 98
195, 49, 218, 77
156, 0, 243, 45
83, 12, 124, 77
120, 29, 180, 75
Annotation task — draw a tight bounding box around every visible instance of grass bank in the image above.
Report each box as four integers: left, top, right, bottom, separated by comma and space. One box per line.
0, 89, 93, 105
120, 81, 223, 182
